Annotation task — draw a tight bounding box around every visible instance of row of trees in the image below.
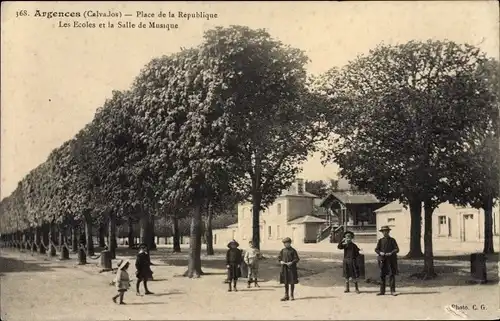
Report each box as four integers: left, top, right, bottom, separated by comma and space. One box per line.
0, 27, 498, 279
0, 26, 329, 277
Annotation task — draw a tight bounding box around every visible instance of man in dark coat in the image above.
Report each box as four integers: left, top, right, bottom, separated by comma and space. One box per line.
278, 237, 300, 301
226, 240, 243, 292
135, 243, 154, 295
375, 226, 399, 296
338, 231, 361, 294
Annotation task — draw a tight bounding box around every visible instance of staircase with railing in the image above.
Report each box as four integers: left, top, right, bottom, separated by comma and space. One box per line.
316, 225, 333, 243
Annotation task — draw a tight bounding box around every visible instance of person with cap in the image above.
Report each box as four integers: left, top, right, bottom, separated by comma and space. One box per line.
375, 225, 400, 296
135, 243, 154, 296
226, 239, 243, 292
244, 240, 261, 288
337, 230, 361, 294
112, 259, 131, 305
278, 237, 300, 301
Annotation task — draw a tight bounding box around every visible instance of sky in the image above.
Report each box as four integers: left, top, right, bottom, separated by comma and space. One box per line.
1, 1, 499, 199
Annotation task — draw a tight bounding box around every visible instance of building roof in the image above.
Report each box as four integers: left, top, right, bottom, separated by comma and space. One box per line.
319, 191, 382, 208
288, 215, 327, 224
375, 201, 405, 213
279, 189, 318, 198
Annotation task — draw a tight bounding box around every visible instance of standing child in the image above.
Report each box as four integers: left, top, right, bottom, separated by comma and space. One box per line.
244, 241, 261, 288
226, 240, 243, 292
375, 225, 399, 296
112, 260, 131, 305
337, 231, 361, 294
278, 237, 300, 301
135, 243, 154, 296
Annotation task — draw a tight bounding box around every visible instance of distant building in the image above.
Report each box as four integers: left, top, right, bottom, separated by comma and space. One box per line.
213, 178, 327, 248
318, 192, 387, 243
375, 201, 500, 243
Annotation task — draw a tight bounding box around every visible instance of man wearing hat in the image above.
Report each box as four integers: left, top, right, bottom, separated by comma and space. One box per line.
135, 243, 154, 295
337, 230, 361, 294
226, 240, 243, 292
278, 237, 300, 301
375, 226, 400, 296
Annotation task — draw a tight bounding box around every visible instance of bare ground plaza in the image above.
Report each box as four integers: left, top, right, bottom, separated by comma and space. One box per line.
1, 240, 499, 321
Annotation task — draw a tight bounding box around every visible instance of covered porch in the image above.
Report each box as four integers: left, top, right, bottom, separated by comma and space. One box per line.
318, 191, 387, 243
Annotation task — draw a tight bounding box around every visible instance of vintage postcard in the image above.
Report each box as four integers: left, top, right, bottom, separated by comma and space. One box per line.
1, 1, 499, 320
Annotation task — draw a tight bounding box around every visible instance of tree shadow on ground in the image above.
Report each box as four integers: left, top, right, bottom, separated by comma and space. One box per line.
115, 247, 499, 289
0, 256, 58, 273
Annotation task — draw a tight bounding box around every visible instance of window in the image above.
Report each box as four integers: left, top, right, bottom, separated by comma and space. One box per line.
214, 234, 217, 244
438, 215, 449, 236
277, 225, 281, 238
277, 203, 282, 215
268, 226, 272, 238
464, 214, 474, 220
387, 218, 395, 223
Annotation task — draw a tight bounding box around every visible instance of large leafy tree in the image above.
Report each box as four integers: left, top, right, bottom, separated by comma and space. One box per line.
319, 40, 496, 278
448, 58, 500, 254
194, 26, 328, 250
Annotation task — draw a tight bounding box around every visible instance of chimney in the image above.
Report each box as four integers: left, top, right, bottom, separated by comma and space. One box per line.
295, 178, 304, 195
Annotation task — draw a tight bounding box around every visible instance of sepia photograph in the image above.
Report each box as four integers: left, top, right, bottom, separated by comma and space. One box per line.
1, 1, 499, 320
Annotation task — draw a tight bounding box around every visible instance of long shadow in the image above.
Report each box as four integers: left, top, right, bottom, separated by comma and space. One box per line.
0, 256, 57, 273
151, 291, 184, 297
122, 302, 166, 305
239, 288, 275, 292
294, 295, 337, 301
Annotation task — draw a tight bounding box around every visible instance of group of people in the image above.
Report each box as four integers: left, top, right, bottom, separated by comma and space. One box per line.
226, 225, 400, 300
112, 225, 400, 304
112, 243, 155, 305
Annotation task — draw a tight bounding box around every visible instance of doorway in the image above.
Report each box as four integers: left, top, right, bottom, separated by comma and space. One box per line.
463, 214, 475, 241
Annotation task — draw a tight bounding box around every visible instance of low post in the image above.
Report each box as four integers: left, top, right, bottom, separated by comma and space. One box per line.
356, 254, 366, 279
100, 250, 112, 271
78, 245, 87, 265
60, 244, 70, 260
470, 253, 487, 284
47, 242, 57, 258
39, 242, 47, 255
31, 242, 38, 254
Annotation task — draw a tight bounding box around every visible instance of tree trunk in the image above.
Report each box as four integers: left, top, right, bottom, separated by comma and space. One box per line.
71, 225, 78, 253
422, 200, 437, 279
98, 223, 106, 248
139, 213, 154, 250
149, 216, 157, 250
205, 202, 214, 256
483, 197, 495, 254
108, 212, 117, 259
252, 193, 262, 250
406, 198, 424, 258
184, 202, 204, 278
84, 216, 94, 256
127, 218, 134, 248
172, 213, 181, 253
58, 228, 64, 251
